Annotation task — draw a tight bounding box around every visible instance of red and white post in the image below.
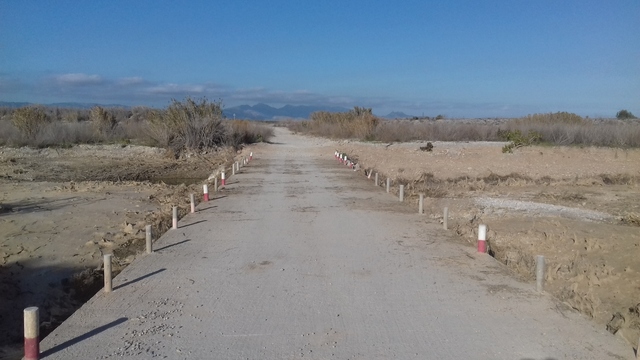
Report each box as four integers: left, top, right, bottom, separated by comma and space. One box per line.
221, 172, 226, 187
478, 224, 487, 253
203, 184, 209, 202
24, 307, 39, 360
250, 152, 253, 161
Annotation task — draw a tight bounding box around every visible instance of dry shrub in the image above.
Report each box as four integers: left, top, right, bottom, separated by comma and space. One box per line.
505, 113, 640, 147
90, 106, 117, 138
11, 106, 51, 139
374, 120, 498, 142
145, 97, 227, 155
227, 120, 274, 147
307, 107, 379, 139
621, 213, 640, 226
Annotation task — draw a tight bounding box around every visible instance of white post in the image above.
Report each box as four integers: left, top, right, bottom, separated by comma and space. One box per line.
145, 225, 152, 254
386, 178, 390, 193
214, 177, 218, 192
443, 207, 449, 230
536, 255, 545, 293
172, 206, 178, 229
419, 194, 424, 214
399, 185, 404, 202
374, 173, 378, 186
103, 254, 112, 293
190, 193, 195, 213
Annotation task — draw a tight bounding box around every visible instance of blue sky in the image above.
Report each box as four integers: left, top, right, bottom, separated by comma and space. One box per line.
1, 1, 638, 117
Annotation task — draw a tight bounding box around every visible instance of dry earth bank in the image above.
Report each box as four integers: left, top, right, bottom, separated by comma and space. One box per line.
0, 144, 254, 359
336, 139, 640, 345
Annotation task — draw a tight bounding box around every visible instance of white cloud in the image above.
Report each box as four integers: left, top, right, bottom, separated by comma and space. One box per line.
54, 73, 103, 86
117, 77, 146, 86
145, 83, 206, 95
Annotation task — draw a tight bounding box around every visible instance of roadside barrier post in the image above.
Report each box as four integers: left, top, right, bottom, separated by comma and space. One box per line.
478, 225, 487, 253
232, 164, 236, 176
190, 194, 195, 213
145, 225, 152, 254
386, 178, 390, 193
443, 207, 449, 230
399, 185, 404, 202
374, 173, 378, 186
221, 172, 226, 187
419, 194, 424, 214
214, 178, 218, 193
23, 307, 39, 360
104, 254, 112, 293
172, 206, 178, 229
367, 170, 372, 179
250, 152, 253, 161
203, 184, 209, 202
536, 255, 545, 293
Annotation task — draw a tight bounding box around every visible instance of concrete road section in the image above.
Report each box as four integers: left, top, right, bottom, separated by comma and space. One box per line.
40, 129, 632, 359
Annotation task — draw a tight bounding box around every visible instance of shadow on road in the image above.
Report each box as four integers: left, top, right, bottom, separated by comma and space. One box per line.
113, 268, 166, 290
41, 317, 128, 358
179, 219, 206, 228
155, 239, 191, 252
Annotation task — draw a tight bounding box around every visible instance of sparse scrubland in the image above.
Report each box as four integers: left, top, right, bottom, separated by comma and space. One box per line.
288, 109, 640, 148
0, 97, 274, 153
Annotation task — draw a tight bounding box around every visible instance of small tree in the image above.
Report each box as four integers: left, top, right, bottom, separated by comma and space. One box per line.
616, 109, 637, 120
12, 106, 51, 139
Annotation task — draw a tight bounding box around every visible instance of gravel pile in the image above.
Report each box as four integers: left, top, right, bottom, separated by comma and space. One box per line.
475, 197, 615, 222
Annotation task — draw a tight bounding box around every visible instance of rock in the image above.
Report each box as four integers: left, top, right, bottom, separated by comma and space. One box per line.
123, 223, 134, 234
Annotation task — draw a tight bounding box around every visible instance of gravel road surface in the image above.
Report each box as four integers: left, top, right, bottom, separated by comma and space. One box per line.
40, 129, 632, 359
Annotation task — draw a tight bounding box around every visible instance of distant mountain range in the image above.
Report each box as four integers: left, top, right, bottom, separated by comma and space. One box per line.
1, 101, 415, 120
222, 103, 352, 121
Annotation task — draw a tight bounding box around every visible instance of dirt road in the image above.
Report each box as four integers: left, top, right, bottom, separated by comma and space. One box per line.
39, 129, 631, 359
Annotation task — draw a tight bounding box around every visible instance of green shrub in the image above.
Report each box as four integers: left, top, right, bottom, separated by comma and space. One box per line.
11, 106, 51, 139
616, 109, 637, 120
498, 129, 542, 153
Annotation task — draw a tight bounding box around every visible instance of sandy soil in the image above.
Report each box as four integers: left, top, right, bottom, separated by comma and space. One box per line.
0, 144, 249, 358
336, 139, 640, 345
